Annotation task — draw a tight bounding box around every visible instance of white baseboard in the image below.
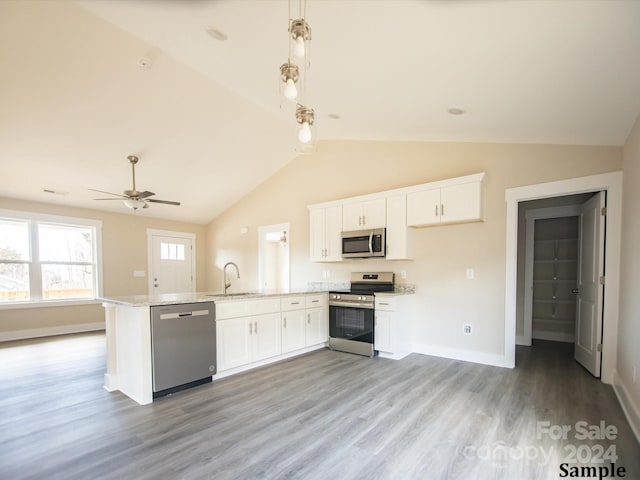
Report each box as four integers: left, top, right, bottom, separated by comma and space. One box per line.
612, 370, 640, 445
0, 322, 105, 342
213, 343, 327, 380
103, 373, 118, 392
516, 335, 532, 346
412, 343, 511, 368
532, 331, 574, 343
378, 350, 411, 360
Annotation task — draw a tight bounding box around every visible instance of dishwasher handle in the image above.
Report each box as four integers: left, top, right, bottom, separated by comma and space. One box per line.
159, 309, 210, 320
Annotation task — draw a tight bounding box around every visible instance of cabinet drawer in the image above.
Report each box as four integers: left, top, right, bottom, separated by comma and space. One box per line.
216, 297, 281, 319
305, 294, 327, 308
281, 296, 305, 311
375, 296, 397, 311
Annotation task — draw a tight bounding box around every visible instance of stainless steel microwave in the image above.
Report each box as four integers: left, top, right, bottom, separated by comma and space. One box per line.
341, 228, 386, 258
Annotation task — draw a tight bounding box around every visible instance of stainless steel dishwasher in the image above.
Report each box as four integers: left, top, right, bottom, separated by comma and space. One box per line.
150, 302, 216, 398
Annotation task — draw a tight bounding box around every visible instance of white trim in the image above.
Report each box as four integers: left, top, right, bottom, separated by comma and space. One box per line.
612, 371, 640, 445
523, 205, 581, 346
212, 343, 326, 380
258, 222, 290, 292
0, 208, 103, 228
516, 335, 529, 346
103, 373, 118, 392
0, 322, 104, 342
146, 229, 197, 294
412, 343, 509, 368
505, 171, 622, 383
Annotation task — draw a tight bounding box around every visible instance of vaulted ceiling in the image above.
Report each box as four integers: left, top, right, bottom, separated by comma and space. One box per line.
1, 0, 639, 224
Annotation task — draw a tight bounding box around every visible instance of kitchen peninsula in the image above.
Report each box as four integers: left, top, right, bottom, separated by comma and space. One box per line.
100, 291, 329, 405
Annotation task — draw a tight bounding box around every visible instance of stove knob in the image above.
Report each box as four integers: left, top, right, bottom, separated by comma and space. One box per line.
336, 295, 341, 300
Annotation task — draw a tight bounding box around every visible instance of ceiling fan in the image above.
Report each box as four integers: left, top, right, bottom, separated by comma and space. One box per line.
90, 155, 181, 210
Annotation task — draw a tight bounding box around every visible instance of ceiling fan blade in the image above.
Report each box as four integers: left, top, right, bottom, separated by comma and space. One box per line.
93, 198, 127, 201
138, 190, 155, 199
147, 198, 181, 206
89, 188, 129, 199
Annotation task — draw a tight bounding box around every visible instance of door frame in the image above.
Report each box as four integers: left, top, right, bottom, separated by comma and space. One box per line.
258, 222, 290, 292
146, 229, 196, 294
520, 204, 581, 346
505, 171, 622, 384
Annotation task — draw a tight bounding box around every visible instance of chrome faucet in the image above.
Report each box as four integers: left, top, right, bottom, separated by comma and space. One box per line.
223, 262, 240, 294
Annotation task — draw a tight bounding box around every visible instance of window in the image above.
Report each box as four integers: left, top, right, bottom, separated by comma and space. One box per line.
0, 211, 102, 305
160, 242, 185, 261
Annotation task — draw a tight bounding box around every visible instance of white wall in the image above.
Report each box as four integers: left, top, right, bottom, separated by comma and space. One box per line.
617, 115, 640, 437
206, 140, 622, 362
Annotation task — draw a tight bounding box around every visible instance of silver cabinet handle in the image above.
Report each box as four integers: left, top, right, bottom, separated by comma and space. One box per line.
254, 321, 258, 334
311, 299, 319, 303
249, 322, 253, 335
441, 204, 445, 216
307, 314, 311, 324
358, 215, 362, 226
362, 215, 366, 225
435, 205, 438, 217
379, 302, 389, 306
283, 317, 287, 328
291, 301, 300, 305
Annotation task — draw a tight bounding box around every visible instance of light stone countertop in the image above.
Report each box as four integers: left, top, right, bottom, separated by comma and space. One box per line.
98, 289, 328, 307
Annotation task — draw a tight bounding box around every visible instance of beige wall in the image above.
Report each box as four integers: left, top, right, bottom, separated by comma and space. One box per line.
207, 140, 622, 357
0, 197, 206, 335
619, 116, 640, 415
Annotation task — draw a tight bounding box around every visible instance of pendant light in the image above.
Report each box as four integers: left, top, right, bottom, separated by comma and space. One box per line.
280, 0, 316, 148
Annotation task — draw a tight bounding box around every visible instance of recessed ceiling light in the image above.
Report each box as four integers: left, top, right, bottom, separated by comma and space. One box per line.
328, 113, 341, 120
137, 57, 153, 69
206, 26, 228, 41
447, 107, 465, 116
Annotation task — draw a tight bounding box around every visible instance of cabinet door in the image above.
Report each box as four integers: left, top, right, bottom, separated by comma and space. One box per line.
362, 198, 386, 228
324, 206, 343, 262
309, 208, 326, 262
385, 194, 409, 260
281, 310, 306, 353
217, 318, 252, 371
342, 203, 363, 231
440, 182, 483, 224
251, 313, 282, 362
374, 310, 393, 352
406, 188, 441, 226
305, 307, 327, 346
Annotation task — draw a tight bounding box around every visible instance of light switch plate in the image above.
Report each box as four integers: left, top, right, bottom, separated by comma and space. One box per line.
466, 268, 474, 280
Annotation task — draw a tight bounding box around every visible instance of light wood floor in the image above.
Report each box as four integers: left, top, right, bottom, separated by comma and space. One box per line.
1, 333, 638, 480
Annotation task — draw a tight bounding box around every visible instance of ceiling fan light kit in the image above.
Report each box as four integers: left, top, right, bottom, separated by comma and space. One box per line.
90, 155, 181, 211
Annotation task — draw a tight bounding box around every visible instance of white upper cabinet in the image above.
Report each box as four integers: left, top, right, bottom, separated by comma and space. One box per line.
407, 176, 484, 227
385, 193, 411, 260
308, 173, 485, 261
309, 205, 343, 262
342, 198, 386, 231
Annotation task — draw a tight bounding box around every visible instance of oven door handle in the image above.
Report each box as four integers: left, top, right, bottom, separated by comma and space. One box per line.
368, 232, 373, 254
329, 301, 374, 309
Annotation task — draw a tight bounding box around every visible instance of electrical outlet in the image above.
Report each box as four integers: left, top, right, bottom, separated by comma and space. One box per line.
463, 324, 472, 335
401, 270, 407, 280
133, 270, 146, 278
466, 268, 474, 280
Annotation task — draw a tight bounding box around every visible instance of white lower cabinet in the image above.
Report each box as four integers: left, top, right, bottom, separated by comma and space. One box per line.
217, 313, 282, 371
281, 294, 328, 354
217, 294, 328, 374
374, 296, 413, 360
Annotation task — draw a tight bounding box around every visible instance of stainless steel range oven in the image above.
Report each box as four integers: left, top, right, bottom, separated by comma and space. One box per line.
329, 272, 394, 357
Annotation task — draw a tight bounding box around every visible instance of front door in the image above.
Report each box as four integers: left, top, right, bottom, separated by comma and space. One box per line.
149, 232, 194, 294
574, 192, 605, 377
